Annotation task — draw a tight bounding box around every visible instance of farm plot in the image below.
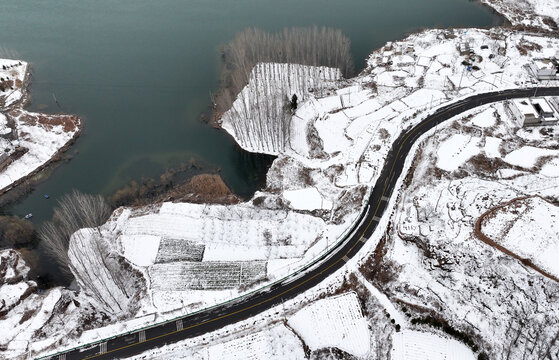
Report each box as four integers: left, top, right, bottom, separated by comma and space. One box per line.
391, 330, 475, 360
204, 324, 305, 360
479, 196, 559, 278
149, 261, 267, 290
288, 292, 370, 357
155, 238, 205, 263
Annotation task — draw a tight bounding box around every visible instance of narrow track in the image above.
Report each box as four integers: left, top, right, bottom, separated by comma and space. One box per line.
42, 87, 559, 360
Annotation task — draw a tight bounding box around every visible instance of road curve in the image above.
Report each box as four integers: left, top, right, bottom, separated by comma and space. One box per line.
41, 87, 559, 360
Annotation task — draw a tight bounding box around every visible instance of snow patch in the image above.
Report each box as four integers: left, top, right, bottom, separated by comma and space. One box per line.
436, 134, 481, 171
283, 187, 333, 211
504, 146, 558, 168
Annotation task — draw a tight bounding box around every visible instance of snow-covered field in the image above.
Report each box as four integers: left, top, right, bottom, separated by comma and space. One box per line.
288, 292, 371, 357
480, 196, 559, 278
391, 330, 475, 360
127, 323, 305, 360
65, 201, 353, 322
0, 59, 81, 193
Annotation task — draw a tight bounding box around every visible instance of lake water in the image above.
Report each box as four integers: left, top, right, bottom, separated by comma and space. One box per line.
0, 0, 503, 283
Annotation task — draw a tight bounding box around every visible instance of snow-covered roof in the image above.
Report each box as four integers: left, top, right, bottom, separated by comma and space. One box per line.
534, 59, 556, 70
417, 56, 431, 67
513, 99, 539, 118
531, 98, 554, 116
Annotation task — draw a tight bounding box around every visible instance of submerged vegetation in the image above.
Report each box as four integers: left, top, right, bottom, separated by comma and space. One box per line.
215, 26, 354, 116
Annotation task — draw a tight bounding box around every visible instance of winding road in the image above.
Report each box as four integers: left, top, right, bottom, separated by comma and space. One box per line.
41, 87, 559, 360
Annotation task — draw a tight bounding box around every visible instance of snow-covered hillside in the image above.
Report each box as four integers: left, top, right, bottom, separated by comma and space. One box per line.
481, 0, 559, 31
362, 99, 559, 359
480, 196, 559, 278
0, 250, 108, 359
225, 29, 559, 193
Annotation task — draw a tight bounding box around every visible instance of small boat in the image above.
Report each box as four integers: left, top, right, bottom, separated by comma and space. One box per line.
44, 195, 50, 199
24, 213, 33, 219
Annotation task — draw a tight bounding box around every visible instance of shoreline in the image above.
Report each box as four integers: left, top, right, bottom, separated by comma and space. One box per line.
0, 118, 82, 197
3, 1, 559, 358
0, 62, 83, 199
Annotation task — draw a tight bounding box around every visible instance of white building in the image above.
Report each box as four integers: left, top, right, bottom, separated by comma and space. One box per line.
507, 97, 559, 127
459, 41, 471, 55
527, 59, 558, 81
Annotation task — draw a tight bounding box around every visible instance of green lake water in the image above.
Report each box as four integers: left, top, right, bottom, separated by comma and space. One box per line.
0, 0, 503, 284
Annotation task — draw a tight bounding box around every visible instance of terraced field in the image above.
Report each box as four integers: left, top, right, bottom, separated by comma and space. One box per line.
155, 238, 206, 263
149, 261, 267, 290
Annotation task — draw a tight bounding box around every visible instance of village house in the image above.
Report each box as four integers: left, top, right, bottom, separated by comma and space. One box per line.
527, 58, 558, 81
507, 97, 559, 127
459, 41, 472, 55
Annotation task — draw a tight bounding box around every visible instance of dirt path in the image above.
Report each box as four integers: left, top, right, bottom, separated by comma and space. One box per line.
475, 195, 559, 283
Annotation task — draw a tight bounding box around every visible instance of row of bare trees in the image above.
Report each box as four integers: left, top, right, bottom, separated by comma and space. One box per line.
39, 190, 112, 278
40, 190, 145, 315
215, 26, 353, 116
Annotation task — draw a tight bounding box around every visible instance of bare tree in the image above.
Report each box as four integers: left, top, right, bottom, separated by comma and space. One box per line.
215, 26, 354, 116
39, 190, 112, 278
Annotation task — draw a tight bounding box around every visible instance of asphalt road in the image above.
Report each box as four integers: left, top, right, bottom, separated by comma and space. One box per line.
42, 87, 559, 360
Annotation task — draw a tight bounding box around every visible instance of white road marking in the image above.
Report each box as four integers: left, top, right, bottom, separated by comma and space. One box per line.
99, 342, 108, 354
139, 330, 146, 342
